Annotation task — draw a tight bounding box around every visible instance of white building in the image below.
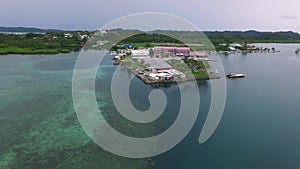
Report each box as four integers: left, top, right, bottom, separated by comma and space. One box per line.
64, 33, 73, 38
131, 49, 150, 59
158, 69, 185, 78
149, 73, 173, 80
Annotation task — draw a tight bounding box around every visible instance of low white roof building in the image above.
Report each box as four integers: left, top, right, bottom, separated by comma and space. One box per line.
149, 73, 173, 79
131, 49, 150, 59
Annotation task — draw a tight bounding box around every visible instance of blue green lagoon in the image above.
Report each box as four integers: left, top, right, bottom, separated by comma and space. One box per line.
1, 44, 300, 169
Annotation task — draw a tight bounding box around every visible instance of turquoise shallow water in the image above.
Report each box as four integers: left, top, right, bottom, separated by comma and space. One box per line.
0, 53, 152, 169
1, 44, 300, 168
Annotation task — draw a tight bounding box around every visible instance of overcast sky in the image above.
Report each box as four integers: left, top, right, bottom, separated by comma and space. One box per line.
1, 0, 299, 32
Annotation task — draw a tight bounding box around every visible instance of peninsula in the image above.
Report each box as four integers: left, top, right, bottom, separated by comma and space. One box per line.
110, 40, 219, 84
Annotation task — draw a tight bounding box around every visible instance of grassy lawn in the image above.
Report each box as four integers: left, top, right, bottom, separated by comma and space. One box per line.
186, 71, 209, 79
168, 59, 210, 79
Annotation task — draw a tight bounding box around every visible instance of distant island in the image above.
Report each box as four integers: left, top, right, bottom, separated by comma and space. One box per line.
0, 27, 90, 54
1, 27, 300, 55
0, 26, 66, 33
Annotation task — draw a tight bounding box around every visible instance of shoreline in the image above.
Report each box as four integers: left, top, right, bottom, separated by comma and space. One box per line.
1, 42, 299, 56
121, 63, 220, 85
0, 48, 76, 55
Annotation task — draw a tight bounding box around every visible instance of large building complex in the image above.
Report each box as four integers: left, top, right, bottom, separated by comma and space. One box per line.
154, 46, 190, 57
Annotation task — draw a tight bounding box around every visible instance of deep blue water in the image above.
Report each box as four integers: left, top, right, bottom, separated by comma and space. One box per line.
1, 44, 300, 168
155, 44, 300, 169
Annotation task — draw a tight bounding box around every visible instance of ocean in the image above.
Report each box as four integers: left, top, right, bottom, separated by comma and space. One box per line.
1, 44, 300, 169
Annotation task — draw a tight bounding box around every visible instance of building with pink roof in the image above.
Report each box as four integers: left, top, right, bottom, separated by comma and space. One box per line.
154, 46, 190, 57
190, 51, 208, 58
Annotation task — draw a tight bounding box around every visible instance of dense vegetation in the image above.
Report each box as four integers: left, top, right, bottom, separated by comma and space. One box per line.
119, 33, 182, 44
206, 30, 300, 44
167, 58, 210, 79
114, 30, 300, 44
112, 30, 300, 51
0, 32, 87, 55
1, 27, 300, 54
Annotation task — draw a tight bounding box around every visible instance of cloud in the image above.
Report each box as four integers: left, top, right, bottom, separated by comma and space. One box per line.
281, 15, 297, 20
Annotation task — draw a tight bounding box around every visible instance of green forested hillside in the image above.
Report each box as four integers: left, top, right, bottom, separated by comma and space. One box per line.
0, 32, 86, 54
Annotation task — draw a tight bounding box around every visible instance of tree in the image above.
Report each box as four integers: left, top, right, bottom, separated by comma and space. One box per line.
149, 48, 154, 57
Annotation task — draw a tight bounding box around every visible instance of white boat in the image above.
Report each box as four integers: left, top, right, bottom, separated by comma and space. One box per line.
110, 51, 117, 56
227, 72, 246, 78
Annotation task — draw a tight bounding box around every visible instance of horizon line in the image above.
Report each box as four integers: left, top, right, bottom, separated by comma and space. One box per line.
0, 26, 299, 34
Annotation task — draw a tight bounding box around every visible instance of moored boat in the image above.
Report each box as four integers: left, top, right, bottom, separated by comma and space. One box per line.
227, 72, 246, 78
